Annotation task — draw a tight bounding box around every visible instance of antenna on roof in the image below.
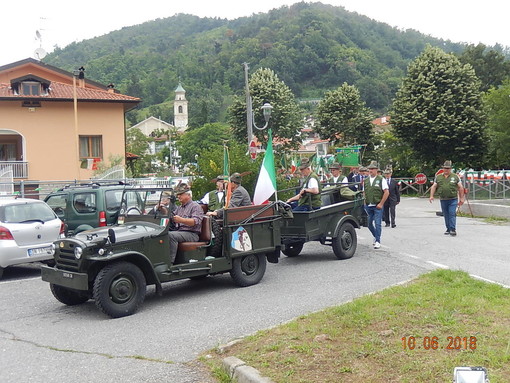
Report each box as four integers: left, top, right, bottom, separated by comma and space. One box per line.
34, 29, 47, 60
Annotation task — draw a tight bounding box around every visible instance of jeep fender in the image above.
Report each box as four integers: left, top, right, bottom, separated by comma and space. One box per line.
89, 251, 163, 294
331, 215, 361, 238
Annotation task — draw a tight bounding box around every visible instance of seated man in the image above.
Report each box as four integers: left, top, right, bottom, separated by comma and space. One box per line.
168, 183, 204, 264
148, 190, 173, 216
286, 158, 322, 211
324, 162, 348, 187
200, 175, 226, 212
207, 172, 251, 219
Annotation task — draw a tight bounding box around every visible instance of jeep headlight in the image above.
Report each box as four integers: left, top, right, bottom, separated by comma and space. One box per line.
74, 246, 83, 259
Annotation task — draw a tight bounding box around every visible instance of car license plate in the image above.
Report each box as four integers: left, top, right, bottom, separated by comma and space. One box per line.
28, 246, 53, 257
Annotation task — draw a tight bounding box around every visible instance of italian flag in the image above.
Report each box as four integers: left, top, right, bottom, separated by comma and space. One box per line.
253, 129, 277, 205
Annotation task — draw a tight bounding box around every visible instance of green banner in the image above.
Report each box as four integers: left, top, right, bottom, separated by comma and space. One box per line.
335, 146, 362, 166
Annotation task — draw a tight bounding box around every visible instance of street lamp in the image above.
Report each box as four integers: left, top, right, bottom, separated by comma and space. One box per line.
254, 102, 273, 130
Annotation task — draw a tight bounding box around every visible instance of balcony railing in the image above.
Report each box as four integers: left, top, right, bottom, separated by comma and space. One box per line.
0, 161, 29, 179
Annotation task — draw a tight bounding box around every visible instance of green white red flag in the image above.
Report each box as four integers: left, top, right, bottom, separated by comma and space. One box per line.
253, 129, 277, 204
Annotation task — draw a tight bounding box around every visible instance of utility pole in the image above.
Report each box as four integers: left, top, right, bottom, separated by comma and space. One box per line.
243, 62, 253, 151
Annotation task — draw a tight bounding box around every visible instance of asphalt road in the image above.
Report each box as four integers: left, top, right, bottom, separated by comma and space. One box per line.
1, 197, 508, 382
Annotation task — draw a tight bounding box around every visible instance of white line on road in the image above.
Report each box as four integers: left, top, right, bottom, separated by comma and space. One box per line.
425, 261, 450, 269
401, 252, 420, 259
469, 274, 510, 289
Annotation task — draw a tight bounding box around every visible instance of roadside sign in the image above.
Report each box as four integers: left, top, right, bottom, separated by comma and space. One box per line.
249, 140, 257, 160
415, 173, 427, 184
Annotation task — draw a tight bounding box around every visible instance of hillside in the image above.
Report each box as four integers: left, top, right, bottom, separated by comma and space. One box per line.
43, 1, 466, 126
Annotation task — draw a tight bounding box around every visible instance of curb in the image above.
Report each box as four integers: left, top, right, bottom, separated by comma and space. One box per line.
222, 356, 275, 383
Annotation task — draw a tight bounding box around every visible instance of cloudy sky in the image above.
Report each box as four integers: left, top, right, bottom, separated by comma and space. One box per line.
1, 0, 509, 66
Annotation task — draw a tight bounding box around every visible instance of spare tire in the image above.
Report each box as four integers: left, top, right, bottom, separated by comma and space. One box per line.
207, 219, 223, 258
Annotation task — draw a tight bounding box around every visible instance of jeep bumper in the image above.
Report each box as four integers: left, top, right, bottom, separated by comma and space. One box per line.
41, 265, 89, 291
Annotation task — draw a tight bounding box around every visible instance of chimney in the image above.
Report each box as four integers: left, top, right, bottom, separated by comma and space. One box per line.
78, 66, 85, 88
107, 83, 115, 93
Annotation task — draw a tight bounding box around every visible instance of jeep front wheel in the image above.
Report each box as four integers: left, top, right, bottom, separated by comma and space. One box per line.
50, 284, 90, 306
93, 261, 146, 318
332, 222, 357, 260
230, 253, 266, 287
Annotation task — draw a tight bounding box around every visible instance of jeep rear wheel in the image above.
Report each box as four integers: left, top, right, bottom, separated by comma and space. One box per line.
93, 261, 146, 318
282, 242, 304, 257
207, 219, 223, 258
230, 253, 266, 287
50, 284, 90, 306
332, 222, 357, 260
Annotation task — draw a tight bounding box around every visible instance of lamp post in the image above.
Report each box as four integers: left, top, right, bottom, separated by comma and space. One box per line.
243, 63, 273, 153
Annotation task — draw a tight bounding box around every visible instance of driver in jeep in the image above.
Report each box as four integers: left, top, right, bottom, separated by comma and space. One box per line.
168, 183, 204, 264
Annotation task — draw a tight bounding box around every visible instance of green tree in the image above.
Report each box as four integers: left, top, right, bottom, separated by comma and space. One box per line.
483, 79, 510, 168
228, 68, 303, 152
390, 46, 488, 169
191, 141, 262, 201
458, 43, 510, 92
125, 128, 153, 177
315, 83, 375, 148
177, 123, 231, 164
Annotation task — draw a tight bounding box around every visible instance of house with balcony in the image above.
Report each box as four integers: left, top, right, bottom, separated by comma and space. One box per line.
0, 58, 140, 182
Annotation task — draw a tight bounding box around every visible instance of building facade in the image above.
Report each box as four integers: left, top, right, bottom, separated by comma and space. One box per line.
0, 58, 140, 181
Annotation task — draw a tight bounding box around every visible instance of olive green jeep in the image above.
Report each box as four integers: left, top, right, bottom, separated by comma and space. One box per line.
41, 187, 288, 318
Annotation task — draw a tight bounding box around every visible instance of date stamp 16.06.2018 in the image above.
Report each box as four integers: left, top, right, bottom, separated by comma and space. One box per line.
402, 336, 477, 350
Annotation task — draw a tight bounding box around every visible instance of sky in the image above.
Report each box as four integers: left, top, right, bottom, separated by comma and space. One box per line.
1, 0, 509, 67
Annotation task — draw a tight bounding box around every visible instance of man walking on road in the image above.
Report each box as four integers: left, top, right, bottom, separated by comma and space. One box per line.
364, 161, 389, 249
429, 160, 465, 236
383, 168, 400, 228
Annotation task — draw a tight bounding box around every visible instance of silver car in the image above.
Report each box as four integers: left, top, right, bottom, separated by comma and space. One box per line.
0, 198, 64, 279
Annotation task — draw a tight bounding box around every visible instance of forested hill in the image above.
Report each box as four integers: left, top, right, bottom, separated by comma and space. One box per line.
43, 1, 465, 125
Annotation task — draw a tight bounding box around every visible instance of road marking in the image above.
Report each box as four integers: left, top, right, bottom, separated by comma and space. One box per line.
0, 276, 40, 285
469, 274, 510, 289
425, 261, 449, 269
401, 252, 420, 259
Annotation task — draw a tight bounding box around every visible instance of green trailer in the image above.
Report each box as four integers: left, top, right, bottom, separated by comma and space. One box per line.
280, 185, 366, 259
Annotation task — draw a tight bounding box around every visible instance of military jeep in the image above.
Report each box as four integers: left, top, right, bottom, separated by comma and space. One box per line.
41, 187, 287, 318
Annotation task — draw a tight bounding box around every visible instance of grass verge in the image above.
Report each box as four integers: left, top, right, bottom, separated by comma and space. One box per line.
203, 270, 510, 382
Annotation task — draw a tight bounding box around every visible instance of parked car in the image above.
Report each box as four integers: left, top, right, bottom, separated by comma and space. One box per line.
0, 198, 64, 279
44, 182, 128, 235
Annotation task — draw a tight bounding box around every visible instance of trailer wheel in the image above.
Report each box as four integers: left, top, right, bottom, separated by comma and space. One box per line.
332, 222, 357, 260
282, 242, 304, 257
93, 261, 146, 318
50, 284, 90, 306
206, 219, 223, 258
230, 253, 266, 287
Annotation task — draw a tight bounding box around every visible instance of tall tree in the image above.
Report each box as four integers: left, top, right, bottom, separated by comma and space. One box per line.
390, 45, 487, 169
228, 68, 303, 151
483, 79, 510, 168
458, 43, 510, 92
315, 83, 375, 148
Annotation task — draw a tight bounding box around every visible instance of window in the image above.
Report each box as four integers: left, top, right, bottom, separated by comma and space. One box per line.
79, 136, 103, 159
22, 81, 41, 96
73, 193, 96, 214
178, 105, 183, 113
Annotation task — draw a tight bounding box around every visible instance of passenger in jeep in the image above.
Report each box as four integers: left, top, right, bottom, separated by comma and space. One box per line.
169, 184, 204, 264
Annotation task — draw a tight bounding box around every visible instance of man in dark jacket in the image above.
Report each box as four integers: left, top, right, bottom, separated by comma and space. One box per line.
383, 169, 400, 228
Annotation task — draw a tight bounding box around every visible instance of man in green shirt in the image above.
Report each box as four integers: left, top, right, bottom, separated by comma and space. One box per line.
286, 158, 322, 211
200, 175, 225, 212
429, 160, 465, 236
363, 161, 389, 249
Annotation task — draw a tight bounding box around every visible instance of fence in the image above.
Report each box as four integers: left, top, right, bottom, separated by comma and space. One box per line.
0, 177, 191, 200
397, 170, 510, 200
